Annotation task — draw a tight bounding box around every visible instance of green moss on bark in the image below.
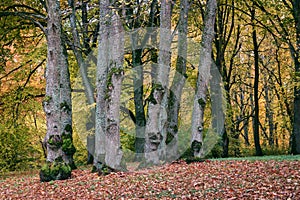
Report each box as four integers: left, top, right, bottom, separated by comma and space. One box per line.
60, 101, 71, 112
64, 124, 72, 133
48, 135, 62, 149
198, 98, 206, 108
61, 133, 76, 155
40, 158, 72, 182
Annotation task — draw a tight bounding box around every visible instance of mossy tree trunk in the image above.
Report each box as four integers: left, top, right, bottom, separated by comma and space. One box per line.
144, 0, 172, 165
191, 0, 217, 158
105, 11, 125, 170
41, 0, 76, 182
94, 0, 109, 169
94, 0, 124, 171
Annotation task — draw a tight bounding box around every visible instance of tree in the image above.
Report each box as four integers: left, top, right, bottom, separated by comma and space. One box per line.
94, 0, 124, 171
250, 5, 263, 156
252, 0, 300, 153
191, 0, 217, 158
104, 9, 125, 170
67, 0, 96, 164
166, 0, 190, 161
123, 0, 160, 161
212, 0, 241, 157
94, 0, 110, 170
144, 0, 172, 165
0, 0, 48, 172
40, 0, 76, 182
291, 0, 300, 154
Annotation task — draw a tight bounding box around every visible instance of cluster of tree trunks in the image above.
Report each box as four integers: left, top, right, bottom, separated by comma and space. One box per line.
3, 0, 300, 182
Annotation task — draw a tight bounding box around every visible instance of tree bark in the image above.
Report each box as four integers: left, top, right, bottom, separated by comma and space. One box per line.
191, 0, 217, 158
105, 11, 124, 170
94, 0, 109, 167
40, 0, 75, 182
144, 0, 172, 165
94, 1, 124, 170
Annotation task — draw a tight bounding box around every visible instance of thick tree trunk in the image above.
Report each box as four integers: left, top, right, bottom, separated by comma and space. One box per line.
95, 1, 124, 171
191, 0, 217, 158
94, 0, 109, 167
105, 12, 124, 170
166, 0, 189, 161
144, 0, 172, 165
40, 0, 75, 182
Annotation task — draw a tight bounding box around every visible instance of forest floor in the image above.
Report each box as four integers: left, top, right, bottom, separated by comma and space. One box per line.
0, 156, 300, 199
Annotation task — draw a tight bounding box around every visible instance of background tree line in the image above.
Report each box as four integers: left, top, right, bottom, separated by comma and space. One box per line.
0, 0, 299, 181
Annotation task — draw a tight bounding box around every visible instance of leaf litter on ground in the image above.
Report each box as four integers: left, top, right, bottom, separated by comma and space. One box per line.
0, 159, 299, 199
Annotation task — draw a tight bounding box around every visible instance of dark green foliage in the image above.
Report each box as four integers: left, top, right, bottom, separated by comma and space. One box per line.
40, 158, 72, 182
205, 142, 223, 158
179, 147, 193, 159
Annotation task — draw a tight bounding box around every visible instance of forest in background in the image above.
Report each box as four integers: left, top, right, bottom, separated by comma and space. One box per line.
0, 0, 300, 174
